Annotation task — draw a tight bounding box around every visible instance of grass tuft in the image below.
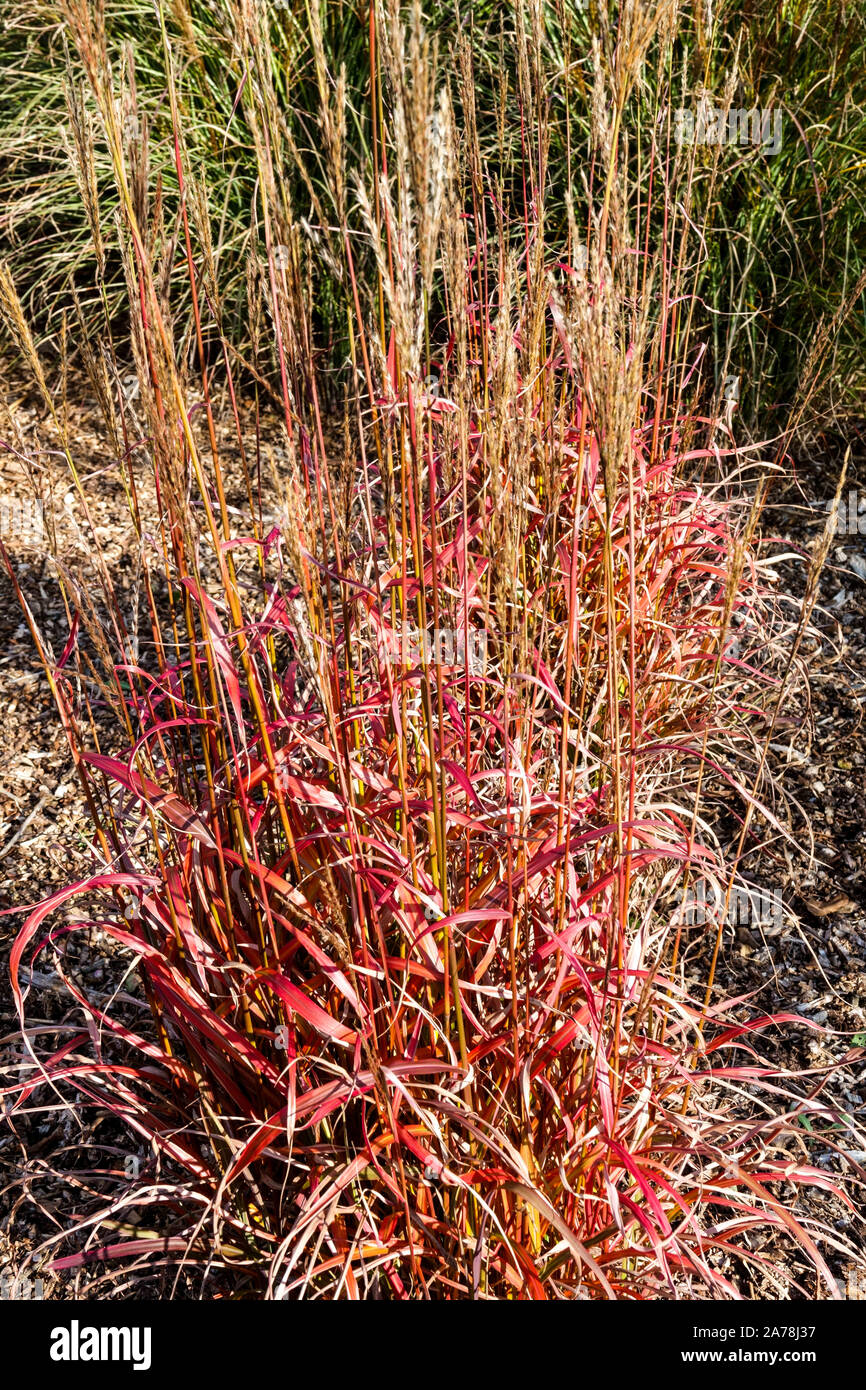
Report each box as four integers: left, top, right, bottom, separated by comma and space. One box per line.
1, 0, 862, 1298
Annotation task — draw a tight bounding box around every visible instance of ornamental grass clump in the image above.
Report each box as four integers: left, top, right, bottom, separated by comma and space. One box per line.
2, 1, 857, 1298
